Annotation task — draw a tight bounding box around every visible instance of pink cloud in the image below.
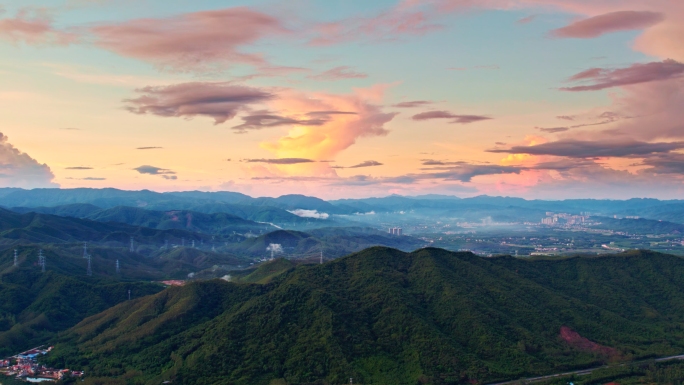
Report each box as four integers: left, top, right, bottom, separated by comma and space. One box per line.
489, 139, 684, 158
551, 11, 664, 38
124, 82, 274, 124
412, 110, 492, 124
0, 8, 75, 45
561, 60, 684, 91
595, 80, 684, 141
516, 14, 537, 24
309, 5, 441, 46
91, 7, 285, 71
392, 100, 434, 108
307, 66, 368, 81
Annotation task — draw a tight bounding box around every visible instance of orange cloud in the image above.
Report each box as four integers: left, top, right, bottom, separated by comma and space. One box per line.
261, 86, 398, 161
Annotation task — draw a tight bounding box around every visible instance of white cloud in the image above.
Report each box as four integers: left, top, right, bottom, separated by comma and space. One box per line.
0, 132, 58, 188
287, 209, 330, 219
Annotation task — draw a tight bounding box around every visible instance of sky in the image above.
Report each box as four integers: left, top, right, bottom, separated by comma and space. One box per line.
0, 0, 683, 199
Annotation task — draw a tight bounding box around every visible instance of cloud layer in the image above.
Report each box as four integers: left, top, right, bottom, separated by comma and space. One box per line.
91, 7, 284, 71
133, 165, 177, 180
412, 110, 492, 124
307, 66, 368, 81
489, 140, 684, 158
551, 11, 664, 38
232, 112, 327, 133
124, 82, 274, 125
561, 60, 684, 91
0, 8, 75, 45
244, 158, 314, 164
261, 86, 398, 160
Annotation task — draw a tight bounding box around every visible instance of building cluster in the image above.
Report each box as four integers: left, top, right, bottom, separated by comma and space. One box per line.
0, 346, 84, 382
388, 227, 403, 236
541, 212, 588, 227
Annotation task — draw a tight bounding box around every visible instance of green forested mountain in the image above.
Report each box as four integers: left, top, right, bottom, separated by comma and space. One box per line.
0, 267, 162, 357
44, 248, 684, 385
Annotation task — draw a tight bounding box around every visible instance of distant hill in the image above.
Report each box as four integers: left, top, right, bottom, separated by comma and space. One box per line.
592, 216, 684, 234
9, 202, 331, 229
225, 227, 426, 258
87, 206, 273, 235
10, 203, 103, 218
0, 208, 212, 246
0, 188, 352, 218
45, 248, 684, 385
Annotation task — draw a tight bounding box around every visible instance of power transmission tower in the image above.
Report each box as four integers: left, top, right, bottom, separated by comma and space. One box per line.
130, 236, 135, 252
39, 250, 45, 273
320, 249, 323, 265
165, 240, 169, 250
83, 242, 88, 258
191, 240, 195, 248
128, 289, 131, 300
13, 249, 18, 267
86, 254, 92, 276
116, 259, 120, 274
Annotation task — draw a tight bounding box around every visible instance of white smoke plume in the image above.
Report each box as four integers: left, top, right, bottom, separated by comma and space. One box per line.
266, 243, 283, 256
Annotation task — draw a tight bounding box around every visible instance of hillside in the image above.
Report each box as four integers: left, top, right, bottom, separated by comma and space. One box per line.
0, 267, 162, 357
0, 208, 212, 246
45, 248, 684, 385
87, 206, 273, 235
230, 258, 296, 284
591, 216, 684, 234
225, 227, 426, 258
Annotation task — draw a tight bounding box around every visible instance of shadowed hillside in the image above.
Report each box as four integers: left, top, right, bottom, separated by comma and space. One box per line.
0, 267, 162, 357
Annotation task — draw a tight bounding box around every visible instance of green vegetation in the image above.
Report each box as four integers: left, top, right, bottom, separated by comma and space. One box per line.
44, 248, 684, 385
0, 267, 162, 357
230, 258, 295, 284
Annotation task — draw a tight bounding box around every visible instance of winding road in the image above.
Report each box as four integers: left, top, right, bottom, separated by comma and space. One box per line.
487, 354, 684, 385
